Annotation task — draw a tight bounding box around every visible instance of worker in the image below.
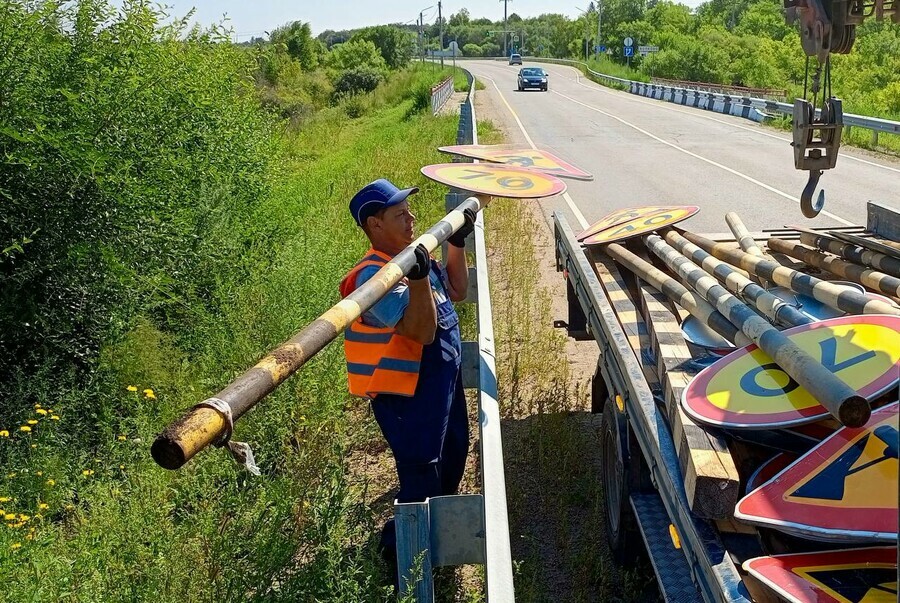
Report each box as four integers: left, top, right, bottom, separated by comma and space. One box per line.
339, 178, 477, 574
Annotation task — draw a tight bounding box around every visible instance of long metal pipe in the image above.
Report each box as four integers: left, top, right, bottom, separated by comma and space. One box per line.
151, 196, 485, 470
725, 212, 764, 258
663, 230, 811, 328
797, 228, 900, 278
604, 243, 752, 347
680, 230, 900, 316
645, 234, 870, 428
768, 238, 900, 299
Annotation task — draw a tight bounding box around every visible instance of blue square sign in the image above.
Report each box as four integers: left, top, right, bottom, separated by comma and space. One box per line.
624, 46, 634, 57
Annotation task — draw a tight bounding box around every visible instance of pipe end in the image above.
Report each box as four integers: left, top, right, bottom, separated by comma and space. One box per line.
151, 435, 187, 470
838, 395, 872, 429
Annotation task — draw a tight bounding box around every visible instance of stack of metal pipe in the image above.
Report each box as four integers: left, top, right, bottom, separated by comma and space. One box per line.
601, 212, 900, 429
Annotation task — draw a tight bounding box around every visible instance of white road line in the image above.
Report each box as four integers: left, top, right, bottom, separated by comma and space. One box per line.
550, 88, 855, 226
482, 75, 590, 228
557, 66, 900, 175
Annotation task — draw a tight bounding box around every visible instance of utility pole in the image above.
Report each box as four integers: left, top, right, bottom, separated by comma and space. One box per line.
500, 0, 511, 57
596, 0, 602, 61
438, 1, 444, 68
419, 14, 425, 62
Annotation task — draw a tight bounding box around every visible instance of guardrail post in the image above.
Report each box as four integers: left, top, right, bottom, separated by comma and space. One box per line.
872, 130, 879, 146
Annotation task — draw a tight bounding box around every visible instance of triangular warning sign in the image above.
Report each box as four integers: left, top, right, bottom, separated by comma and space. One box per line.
735, 402, 898, 542
744, 547, 898, 603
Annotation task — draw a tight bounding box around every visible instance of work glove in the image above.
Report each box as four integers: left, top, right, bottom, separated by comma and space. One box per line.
447, 208, 477, 248
407, 244, 431, 281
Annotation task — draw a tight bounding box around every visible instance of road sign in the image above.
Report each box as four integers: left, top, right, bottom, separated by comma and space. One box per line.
438, 145, 593, 181
744, 547, 898, 603
624, 46, 634, 58
735, 402, 898, 543
623, 36, 634, 47
599, 45, 606, 52
581, 206, 699, 245
577, 206, 681, 241
682, 315, 900, 429
746, 452, 797, 492
512, 34, 519, 42
420, 163, 567, 198
638, 45, 659, 56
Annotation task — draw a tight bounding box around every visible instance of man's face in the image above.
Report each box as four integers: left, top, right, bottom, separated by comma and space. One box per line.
368, 200, 416, 248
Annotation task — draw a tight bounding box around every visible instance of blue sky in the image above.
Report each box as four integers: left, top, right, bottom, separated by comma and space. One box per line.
152, 1, 704, 41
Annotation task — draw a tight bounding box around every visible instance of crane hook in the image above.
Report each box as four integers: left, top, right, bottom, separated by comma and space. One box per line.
800, 169, 825, 218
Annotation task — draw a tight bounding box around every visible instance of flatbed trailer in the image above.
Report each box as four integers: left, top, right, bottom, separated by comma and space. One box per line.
553, 202, 900, 602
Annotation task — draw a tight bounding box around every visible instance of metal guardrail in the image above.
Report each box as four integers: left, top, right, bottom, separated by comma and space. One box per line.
650, 76, 787, 100
524, 57, 900, 143
397, 67, 514, 602
430, 75, 454, 115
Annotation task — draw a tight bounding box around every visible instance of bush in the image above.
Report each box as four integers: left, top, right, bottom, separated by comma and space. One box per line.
333, 67, 385, 97
0, 0, 275, 381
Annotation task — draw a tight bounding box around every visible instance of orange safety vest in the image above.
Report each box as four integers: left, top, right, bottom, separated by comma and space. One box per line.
339, 248, 424, 398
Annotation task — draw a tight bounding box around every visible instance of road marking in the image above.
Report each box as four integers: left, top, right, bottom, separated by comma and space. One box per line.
550, 88, 855, 226
481, 75, 590, 228
555, 65, 900, 175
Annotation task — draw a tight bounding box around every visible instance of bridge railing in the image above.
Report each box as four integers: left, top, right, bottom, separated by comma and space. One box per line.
430, 75, 454, 115
525, 57, 900, 144
395, 68, 515, 602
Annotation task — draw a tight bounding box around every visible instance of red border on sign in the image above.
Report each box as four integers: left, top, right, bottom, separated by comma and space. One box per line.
735, 402, 898, 541
744, 547, 898, 603
683, 314, 900, 428
581, 206, 700, 246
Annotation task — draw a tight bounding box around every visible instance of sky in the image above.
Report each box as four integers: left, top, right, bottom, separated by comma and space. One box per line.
152, 1, 705, 41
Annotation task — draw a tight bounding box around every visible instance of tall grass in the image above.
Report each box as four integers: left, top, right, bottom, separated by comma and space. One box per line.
0, 2, 478, 600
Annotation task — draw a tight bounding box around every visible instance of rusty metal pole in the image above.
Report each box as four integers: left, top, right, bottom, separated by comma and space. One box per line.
768, 238, 900, 299
645, 233, 871, 428
663, 230, 811, 328
680, 230, 900, 317
797, 229, 900, 278
604, 243, 752, 347
151, 196, 487, 470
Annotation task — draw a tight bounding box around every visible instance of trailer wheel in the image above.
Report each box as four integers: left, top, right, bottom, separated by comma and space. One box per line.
601, 401, 643, 565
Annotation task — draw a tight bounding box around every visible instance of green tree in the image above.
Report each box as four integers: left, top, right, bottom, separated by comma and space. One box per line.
270, 21, 320, 70
449, 8, 470, 26
351, 25, 415, 69
325, 39, 387, 73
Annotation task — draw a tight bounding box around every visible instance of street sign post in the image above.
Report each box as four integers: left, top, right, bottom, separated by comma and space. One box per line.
623, 36, 633, 47
624, 46, 634, 58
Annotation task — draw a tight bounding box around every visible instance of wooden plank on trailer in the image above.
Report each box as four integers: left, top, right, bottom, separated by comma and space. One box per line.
637, 281, 740, 520
591, 252, 658, 387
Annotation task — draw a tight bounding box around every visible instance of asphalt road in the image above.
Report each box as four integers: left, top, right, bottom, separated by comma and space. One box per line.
462, 59, 899, 234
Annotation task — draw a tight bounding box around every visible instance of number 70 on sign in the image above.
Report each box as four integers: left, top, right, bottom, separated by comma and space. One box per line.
421, 163, 567, 198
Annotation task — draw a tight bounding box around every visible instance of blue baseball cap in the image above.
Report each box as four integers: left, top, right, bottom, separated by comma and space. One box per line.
349, 178, 419, 227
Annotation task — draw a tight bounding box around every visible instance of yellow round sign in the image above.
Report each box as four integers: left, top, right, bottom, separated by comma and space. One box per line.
684, 315, 900, 429
582, 206, 699, 245
577, 206, 679, 241
421, 163, 567, 198
438, 145, 593, 181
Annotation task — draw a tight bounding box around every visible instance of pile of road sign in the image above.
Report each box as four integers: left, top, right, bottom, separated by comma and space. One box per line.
576, 205, 899, 603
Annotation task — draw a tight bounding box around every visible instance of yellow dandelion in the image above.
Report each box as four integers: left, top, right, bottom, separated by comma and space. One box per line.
117, 435, 126, 441
126, 385, 137, 392
6, 473, 15, 478
35, 471, 42, 477
10, 543, 20, 550
64, 504, 74, 511
82, 470, 94, 477
30, 444, 36, 449
4, 513, 15, 521
18, 514, 29, 522
26, 420, 37, 425
38, 503, 48, 510
0, 430, 8, 438
35, 409, 47, 416
34, 404, 41, 409
19, 426, 30, 433
50, 415, 60, 421
119, 465, 124, 470
25, 533, 33, 540
0, 497, 10, 503
46, 479, 55, 487
33, 514, 42, 520
143, 388, 156, 399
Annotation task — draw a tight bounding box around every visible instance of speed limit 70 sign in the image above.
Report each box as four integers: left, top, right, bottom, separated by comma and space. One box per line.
420, 163, 567, 198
